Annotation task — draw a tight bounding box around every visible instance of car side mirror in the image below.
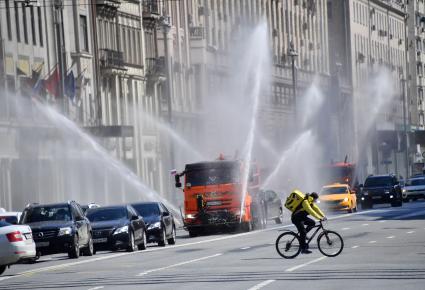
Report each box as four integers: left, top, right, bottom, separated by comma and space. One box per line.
131, 215, 139, 221
75, 216, 84, 221
163, 212, 170, 217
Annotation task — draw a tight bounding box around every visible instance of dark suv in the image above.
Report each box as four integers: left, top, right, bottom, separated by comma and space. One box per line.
360, 174, 403, 209
20, 201, 94, 259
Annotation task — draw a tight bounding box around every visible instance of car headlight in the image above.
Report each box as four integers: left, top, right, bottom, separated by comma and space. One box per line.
113, 225, 129, 235
185, 214, 196, 219
402, 189, 406, 193
148, 222, 161, 230
58, 227, 72, 236
343, 197, 349, 202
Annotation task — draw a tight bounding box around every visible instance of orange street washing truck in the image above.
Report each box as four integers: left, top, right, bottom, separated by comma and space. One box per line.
318, 183, 358, 213
174, 157, 262, 237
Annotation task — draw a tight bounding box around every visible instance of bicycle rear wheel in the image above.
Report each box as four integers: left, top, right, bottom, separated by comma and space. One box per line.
275, 232, 301, 259
317, 230, 344, 257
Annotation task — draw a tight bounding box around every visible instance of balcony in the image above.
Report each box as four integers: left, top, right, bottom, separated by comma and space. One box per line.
190, 26, 206, 40
97, 0, 121, 17
143, 0, 161, 28
99, 49, 126, 71
145, 57, 166, 77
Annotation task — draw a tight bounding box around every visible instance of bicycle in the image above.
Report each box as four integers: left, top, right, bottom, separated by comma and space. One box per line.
275, 220, 344, 259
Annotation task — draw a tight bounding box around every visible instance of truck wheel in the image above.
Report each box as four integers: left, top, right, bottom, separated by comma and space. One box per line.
188, 228, 198, 237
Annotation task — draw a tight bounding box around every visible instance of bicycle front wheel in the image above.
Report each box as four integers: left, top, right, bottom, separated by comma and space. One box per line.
317, 230, 344, 257
275, 232, 301, 259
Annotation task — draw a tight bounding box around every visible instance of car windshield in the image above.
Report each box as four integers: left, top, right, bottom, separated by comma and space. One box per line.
186, 166, 240, 186
22, 205, 71, 223
0, 216, 18, 224
86, 208, 127, 222
0, 221, 11, 227
405, 178, 425, 186
132, 204, 160, 217
320, 187, 347, 195
364, 177, 393, 187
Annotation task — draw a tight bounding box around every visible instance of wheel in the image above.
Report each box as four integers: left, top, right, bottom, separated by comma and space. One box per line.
274, 209, 283, 224
138, 230, 147, 250
158, 227, 166, 247
0, 265, 6, 276
275, 232, 301, 259
317, 230, 344, 257
353, 205, 357, 212
68, 235, 80, 259
167, 226, 176, 245
188, 228, 198, 237
127, 231, 137, 252
82, 233, 94, 256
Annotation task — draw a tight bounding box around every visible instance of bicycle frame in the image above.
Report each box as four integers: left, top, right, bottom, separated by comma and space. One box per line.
285, 220, 325, 246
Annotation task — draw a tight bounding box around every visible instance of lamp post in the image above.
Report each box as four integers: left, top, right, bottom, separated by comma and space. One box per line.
288, 46, 298, 125
400, 75, 409, 179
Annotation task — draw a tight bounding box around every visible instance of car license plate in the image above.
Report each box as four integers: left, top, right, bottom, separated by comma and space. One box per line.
93, 238, 107, 244
37, 241, 49, 247
24, 233, 32, 240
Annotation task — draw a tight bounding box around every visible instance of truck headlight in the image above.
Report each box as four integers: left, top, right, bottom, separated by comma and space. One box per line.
343, 197, 349, 202
113, 225, 129, 235
185, 214, 196, 219
58, 227, 72, 236
148, 222, 161, 230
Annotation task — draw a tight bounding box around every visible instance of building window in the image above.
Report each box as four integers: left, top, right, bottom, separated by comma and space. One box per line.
30, 6, 36, 45
79, 15, 89, 52
22, 4, 28, 44
38, 7, 43, 47
14, 2, 21, 43
6, 0, 12, 40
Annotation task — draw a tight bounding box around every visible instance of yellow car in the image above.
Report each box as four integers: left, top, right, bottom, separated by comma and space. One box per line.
318, 183, 357, 213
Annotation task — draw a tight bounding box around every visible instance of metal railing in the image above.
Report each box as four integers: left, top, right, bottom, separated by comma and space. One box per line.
99, 49, 125, 69
145, 57, 166, 76
190, 26, 205, 39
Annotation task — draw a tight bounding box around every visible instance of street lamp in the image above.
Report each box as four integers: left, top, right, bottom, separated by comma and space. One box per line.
400, 74, 409, 179
288, 45, 298, 124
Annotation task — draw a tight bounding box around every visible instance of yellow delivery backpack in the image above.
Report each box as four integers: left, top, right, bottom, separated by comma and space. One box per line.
284, 190, 306, 212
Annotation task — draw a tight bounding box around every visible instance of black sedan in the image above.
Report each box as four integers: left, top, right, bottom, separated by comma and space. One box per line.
86, 205, 147, 252
131, 202, 176, 247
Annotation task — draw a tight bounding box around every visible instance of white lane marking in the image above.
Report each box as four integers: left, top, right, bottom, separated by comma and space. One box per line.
362, 224, 369, 226
369, 241, 377, 244
0, 208, 383, 282
386, 236, 395, 239
342, 227, 350, 230
351, 245, 359, 249
240, 247, 251, 250
407, 231, 415, 234
88, 287, 104, 290
285, 256, 327, 272
137, 253, 222, 276
378, 220, 386, 223
247, 280, 276, 290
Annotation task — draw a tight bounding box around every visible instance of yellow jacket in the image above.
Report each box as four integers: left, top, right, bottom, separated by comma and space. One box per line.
297, 197, 325, 220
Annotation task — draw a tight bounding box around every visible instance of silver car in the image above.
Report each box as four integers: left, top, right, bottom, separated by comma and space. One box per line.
402, 177, 425, 201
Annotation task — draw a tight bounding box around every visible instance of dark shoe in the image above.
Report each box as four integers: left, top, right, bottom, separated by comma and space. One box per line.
301, 249, 312, 254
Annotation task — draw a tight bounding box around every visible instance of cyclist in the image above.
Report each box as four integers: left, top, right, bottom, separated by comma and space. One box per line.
291, 192, 326, 254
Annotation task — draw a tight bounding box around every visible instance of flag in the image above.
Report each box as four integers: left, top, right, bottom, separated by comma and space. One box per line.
74, 69, 86, 106
45, 65, 60, 98
64, 71, 76, 101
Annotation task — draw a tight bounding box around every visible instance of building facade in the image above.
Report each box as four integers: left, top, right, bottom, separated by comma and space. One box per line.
328, 0, 410, 180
